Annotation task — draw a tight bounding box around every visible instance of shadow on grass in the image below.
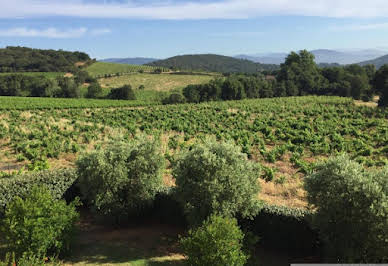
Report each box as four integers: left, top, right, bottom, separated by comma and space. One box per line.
64, 221, 186, 266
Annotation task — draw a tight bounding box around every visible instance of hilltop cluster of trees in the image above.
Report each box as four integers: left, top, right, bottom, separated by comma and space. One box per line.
148, 54, 279, 73
180, 50, 388, 106
182, 75, 274, 103
0, 46, 92, 73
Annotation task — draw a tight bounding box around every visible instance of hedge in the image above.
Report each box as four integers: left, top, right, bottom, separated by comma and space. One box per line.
239, 203, 320, 256
148, 189, 319, 256
0, 168, 77, 216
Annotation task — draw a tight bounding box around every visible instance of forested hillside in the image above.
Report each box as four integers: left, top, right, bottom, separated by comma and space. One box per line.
148, 54, 279, 73
359, 54, 388, 69
0, 46, 92, 72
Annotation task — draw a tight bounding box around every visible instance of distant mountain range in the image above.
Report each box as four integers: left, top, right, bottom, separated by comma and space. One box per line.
100, 57, 158, 65
235, 49, 388, 65
101, 49, 388, 71
358, 54, 388, 69
147, 54, 279, 73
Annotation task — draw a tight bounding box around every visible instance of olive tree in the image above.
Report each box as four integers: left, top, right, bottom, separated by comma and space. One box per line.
173, 139, 261, 226
305, 155, 388, 263
180, 215, 248, 266
76, 137, 165, 223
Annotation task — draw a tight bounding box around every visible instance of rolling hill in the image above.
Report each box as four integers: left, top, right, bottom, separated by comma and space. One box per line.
358, 54, 388, 69
0, 46, 91, 72
86, 62, 167, 77
147, 54, 279, 73
101, 57, 159, 65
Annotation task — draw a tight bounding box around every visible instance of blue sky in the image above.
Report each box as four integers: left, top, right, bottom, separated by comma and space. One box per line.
1, 0, 388, 59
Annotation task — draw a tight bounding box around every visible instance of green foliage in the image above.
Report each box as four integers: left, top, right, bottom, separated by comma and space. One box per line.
85, 82, 103, 98
108, 84, 136, 100
1, 186, 80, 259
0, 252, 56, 266
278, 50, 324, 96
162, 93, 186, 105
0, 168, 77, 215
56, 77, 80, 98
173, 138, 261, 225
180, 215, 248, 266
373, 64, 388, 107
0, 74, 57, 97
86, 62, 167, 78
148, 54, 278, 73
76, 137, 165, 222
0, 46, 90, 73
305, 155, 388, 262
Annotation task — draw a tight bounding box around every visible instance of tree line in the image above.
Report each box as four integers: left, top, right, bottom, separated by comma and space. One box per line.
0, 72, 136, 100
178, 50, 388, 107
0, 46, 92, 73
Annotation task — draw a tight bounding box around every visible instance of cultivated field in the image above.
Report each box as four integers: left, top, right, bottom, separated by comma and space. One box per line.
99, 73, 215, 91
1, 96, 386, 208
86, 62, 168, 77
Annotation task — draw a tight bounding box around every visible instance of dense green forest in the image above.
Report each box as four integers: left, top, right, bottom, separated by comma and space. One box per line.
0, 46, 91, 73
178, 50, 388, 107
148, 54, 279, 73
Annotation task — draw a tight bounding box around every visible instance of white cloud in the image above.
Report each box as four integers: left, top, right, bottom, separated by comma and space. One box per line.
1, 0, 388, 20
0, 27, 111, 38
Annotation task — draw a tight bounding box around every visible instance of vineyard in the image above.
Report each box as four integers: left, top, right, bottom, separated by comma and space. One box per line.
0, 96, 387, 208
86, 62, 169, 78
99, 73, 215, 91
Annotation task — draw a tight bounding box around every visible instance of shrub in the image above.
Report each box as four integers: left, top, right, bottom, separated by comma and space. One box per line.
1, 186, 79, 259
108, 84, 136, 100
305, 155, 388, 263
86, 82, 103, 98
0, 168, 77, 216
173, 138, 261, 226
76, 137, 165, 223
180, 215, 248, 266
162, 93, 186, 105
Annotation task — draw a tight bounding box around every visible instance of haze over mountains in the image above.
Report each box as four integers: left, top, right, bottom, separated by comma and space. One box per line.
236, 49, 388, 65
101, 49, 388, 70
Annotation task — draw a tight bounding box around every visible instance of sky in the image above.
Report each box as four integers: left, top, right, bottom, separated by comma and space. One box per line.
1, 0, 388, 59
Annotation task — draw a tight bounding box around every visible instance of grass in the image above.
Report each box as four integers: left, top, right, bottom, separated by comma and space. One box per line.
0, 72, 64, 79
99, 73, 215, 92
86, 62, 165, 77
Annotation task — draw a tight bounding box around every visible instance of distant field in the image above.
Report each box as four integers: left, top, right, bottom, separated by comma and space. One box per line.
99, 73, 215, 91
86, 62, 168, 77
0, 72, 64, 79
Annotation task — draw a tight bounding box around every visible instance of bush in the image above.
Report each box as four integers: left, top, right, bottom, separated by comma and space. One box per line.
173, 138, 261, 226
305, 155, 388, 263
180, 215, 248, 266
108, 84, 136, 100
76, 137, 165, 223
162, 93, 186, 105
1, 186, 79, 259
0, 169, 77, 216
86, 82, 103, 98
